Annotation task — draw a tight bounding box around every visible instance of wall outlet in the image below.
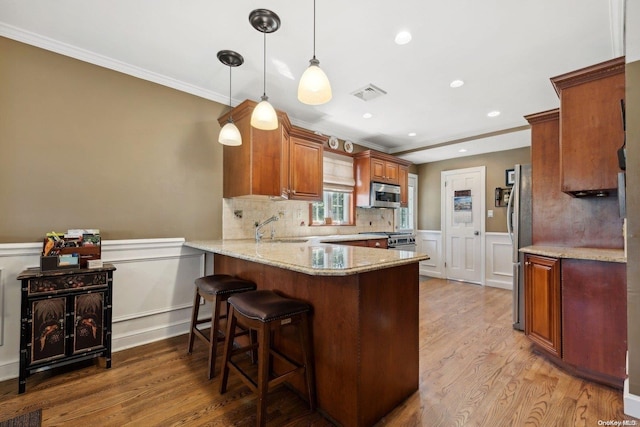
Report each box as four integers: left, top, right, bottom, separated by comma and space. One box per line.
487, 210, 494, 218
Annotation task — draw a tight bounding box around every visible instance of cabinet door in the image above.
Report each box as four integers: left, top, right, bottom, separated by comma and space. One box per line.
552, 57, 625, 196
371, 158, 387, 182
384, 161, 399, 184
289, 136, 323, 201
30, 297, 67, 364
562, 259, 626, 383
524, 255, 561, 357
73, 291, 107, 353
399, 165, 409, 206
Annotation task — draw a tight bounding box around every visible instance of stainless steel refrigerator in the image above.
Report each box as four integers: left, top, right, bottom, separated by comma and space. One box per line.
507, 164, 532, 331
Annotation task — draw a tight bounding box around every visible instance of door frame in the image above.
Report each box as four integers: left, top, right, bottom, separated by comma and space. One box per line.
440, 166, 486, 285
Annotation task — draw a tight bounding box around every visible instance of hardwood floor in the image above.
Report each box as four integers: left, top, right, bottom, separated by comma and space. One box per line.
0, 277, 635, 426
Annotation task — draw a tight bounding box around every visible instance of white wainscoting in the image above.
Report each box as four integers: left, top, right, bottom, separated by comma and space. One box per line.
416, 230, 513, 289
0, 238, 207, 382
484, 233, 514, 290
416, 230, 443, 278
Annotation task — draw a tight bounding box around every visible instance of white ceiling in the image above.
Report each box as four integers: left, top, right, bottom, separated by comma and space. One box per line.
0, 0, 625, 164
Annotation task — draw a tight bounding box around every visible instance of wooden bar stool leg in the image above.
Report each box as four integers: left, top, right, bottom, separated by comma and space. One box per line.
299, 315, 316, 411
219, 305, 237, 394
207, 294, 221, 380
187, 288, 200, 354
256, 323, 271, 427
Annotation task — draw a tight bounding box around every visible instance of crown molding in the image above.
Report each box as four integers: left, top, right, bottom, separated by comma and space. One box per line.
0, 22, 230, 105
0, 22, 392, 153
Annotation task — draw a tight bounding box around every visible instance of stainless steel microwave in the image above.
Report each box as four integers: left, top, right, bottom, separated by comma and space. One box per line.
370, 182, 401, 208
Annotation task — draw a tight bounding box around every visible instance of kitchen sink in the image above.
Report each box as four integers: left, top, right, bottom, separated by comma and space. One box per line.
268, 239, 308, 243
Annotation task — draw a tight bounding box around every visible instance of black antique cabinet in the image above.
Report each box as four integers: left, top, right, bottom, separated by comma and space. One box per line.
16, 264, 115, 393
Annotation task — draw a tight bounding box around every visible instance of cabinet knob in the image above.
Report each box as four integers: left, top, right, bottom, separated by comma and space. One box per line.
375, 242, 381, 247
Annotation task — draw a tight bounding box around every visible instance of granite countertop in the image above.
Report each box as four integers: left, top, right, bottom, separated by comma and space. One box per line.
185, 236, 429, 276
520, 245, 626, 263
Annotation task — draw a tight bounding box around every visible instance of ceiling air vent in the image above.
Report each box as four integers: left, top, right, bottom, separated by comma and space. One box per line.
351, 84, 387, 101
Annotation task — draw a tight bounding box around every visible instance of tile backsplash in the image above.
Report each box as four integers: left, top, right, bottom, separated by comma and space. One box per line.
222, 198, 395, 240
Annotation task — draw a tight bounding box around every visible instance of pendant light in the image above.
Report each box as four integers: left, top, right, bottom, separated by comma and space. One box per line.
249, 9, 280, 130
297, 0, 332, 105
217, 50, 244, 146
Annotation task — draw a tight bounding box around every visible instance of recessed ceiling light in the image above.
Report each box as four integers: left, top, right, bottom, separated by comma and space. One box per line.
458, 148, 468, 153
395, 31, 412, 45
487, 110, 501, 117
363, 112, 373, 119
450, 80, 464, 88
408, 132, 416, 137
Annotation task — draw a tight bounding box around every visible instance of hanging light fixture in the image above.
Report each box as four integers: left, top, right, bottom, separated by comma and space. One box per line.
297, 0, 332, 105
217, 50, 244, 146
249, 9, 280, 130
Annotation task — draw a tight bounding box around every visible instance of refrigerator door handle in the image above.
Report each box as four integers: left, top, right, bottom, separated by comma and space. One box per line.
506, 180, 516, 262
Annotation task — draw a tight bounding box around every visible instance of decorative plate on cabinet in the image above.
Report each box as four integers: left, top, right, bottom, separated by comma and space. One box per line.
344, 140, 354, 153
328, 136, 339, 150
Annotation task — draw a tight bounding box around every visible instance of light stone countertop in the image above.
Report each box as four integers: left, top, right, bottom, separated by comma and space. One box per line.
185, 235, 429, 276
520, 245, 626, 263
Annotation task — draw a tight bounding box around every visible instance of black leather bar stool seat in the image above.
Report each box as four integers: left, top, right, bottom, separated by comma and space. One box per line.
220, 290, 316, 427
187, 274, 256, 379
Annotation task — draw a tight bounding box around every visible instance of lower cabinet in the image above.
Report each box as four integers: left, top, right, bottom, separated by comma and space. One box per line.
337, 238, 387, 249
523, 254, 627, 388
562, 259, 627, 385
17, 264, 115, 393
524, 254, 561, 358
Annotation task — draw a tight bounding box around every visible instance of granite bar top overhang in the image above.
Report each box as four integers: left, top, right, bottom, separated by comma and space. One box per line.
185, 237, 429, 276
520, 245, 626, 263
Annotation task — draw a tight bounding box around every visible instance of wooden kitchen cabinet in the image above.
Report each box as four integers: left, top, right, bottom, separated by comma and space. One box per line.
337, 238, 387, 249
562, 259, 626, 387
16, 264, 115, 393
550, 57, 625, 197
371, 157, 399, 184
399, 165, 409, 207
218, 100, 324, 200
354, 150, 411, 208
287, 126, 325, 201
524, 254, 561, 358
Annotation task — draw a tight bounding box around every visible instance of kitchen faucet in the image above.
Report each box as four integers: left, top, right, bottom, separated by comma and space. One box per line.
255, 215, 279, 242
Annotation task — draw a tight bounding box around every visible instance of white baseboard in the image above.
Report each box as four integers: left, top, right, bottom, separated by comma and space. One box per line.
624, 378, 640, 419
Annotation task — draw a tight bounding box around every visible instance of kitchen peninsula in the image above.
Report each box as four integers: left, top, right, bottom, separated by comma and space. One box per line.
185, 237, 429, 427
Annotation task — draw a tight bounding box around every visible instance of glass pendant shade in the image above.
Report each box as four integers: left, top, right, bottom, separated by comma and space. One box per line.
250, 97, 279, 130
298, 58, 332, 105
216, 49, 244, 146
218, 120, 242, 146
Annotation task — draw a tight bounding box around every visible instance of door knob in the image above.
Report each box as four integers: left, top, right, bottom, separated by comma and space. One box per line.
474, 231, 480, 235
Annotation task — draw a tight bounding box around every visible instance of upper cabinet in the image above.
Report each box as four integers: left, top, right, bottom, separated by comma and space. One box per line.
353, 150, 411, 208
550, 57, 625, 197
288, 126, 325, 201
218, 100, 324, 201
399, 165, 409, 207
371, 157, 399, 184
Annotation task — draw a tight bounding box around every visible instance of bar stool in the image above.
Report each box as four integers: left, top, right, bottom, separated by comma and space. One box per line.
219, 290, 316, 427
187, 274, 256, 379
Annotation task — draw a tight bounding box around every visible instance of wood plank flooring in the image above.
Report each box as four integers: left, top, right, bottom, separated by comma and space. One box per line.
0, 277, 635, 426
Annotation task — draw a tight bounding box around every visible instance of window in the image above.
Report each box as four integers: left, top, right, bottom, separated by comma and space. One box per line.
395, 174, 416, 231
311, 190, 354, 225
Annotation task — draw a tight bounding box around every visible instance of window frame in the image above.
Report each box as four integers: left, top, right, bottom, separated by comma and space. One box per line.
309, 189, 355, 226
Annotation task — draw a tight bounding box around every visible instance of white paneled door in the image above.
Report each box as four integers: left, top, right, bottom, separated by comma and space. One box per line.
442, 166, 485, 284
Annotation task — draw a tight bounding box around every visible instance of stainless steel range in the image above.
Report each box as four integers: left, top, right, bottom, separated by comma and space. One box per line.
362, 232, 416, 251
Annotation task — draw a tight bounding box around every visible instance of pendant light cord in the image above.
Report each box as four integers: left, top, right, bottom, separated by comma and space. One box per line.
263, 31, 267, 97
228, 66, 232, 107
312, 0, 316, 60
